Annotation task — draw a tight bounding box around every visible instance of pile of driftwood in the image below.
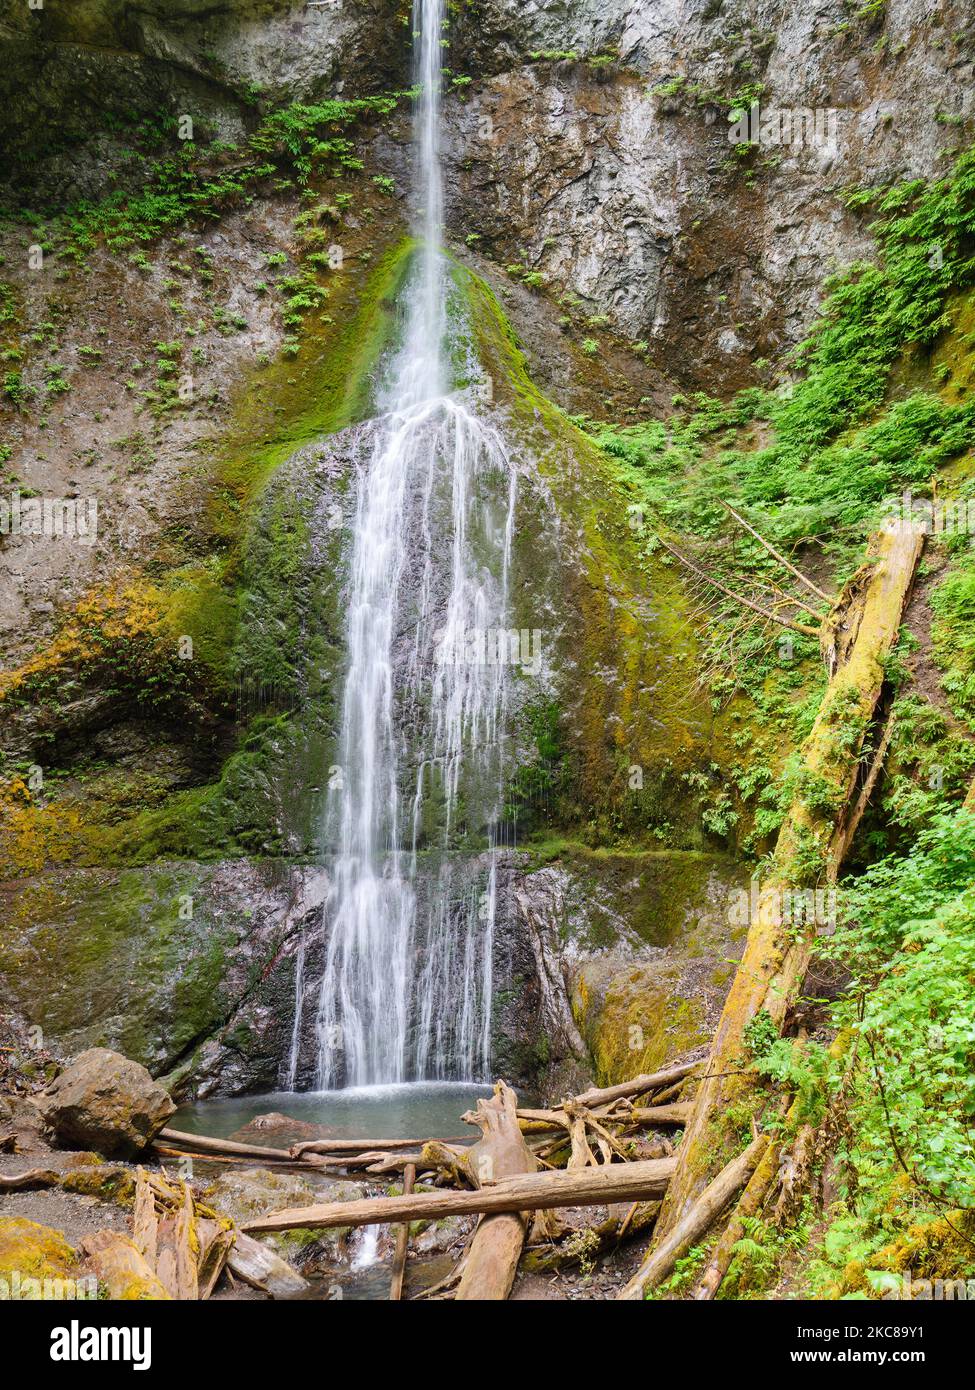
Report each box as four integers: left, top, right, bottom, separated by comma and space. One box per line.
0, 1061, 796, 1299
153, 1062, 710, 1301
0, 1162, 307, 1299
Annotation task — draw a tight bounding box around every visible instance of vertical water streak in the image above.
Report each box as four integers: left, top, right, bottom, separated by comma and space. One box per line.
307, 0, 516, 1089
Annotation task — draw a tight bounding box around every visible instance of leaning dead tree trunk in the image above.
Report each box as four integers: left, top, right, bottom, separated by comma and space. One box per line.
653, 522, 923, 1245
454, 1081, 537, 1301
619, 1134, 767, 1300
389, 1163, 415, 1302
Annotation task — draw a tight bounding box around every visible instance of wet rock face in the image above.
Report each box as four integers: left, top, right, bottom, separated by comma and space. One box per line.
0, 860, 331, 1100
38, 1047, 175, 1158
0, 0, 406, 200
3, 0, 971, 369
440, 0, 974, 384
499, 850, 752, 1099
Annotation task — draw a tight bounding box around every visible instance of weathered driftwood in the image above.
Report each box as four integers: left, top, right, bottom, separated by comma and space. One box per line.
570, 1062, 700, 1111
389, 1163, 416, 1302
242, 1156, 677, 1234
513, 1099, 690, 1135
523, 1201, 661, 1273
418, 1139, 471, 1187
132, 1168, 158, 1269
647, 1081, 686, 1107
0, 1166, 60, 1190
456, 1081, 537, 1301
156, 1129, 298, 1162
227, 1230, 309, 1298
152, 1144, 311, 1170
155, 1128, 435, 1175
126, 1168, 238, 1301
624, 1103, 692, 1128
196, 1219, 235, 1300
291, 1135, 467, 1157
655, 522, 923, 1241
80, 1231, 171, 1301
619, 1134, 767, 1300
563, 1099, 598, 1171
155, 1182, 199, 1301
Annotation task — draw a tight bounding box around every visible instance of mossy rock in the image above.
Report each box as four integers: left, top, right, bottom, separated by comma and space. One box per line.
61, 1164, 137, 1206
454, 264, 734, 843
0, 1218, 80, 1294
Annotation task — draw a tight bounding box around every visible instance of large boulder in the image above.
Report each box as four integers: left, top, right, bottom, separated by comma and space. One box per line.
38, 1049, 175, 1158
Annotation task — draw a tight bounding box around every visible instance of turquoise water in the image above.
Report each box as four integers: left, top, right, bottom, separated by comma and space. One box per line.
176, 1082, 493, 1301
173, 1080, 492, 1145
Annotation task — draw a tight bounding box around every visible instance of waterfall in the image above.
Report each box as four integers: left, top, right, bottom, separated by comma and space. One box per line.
293, 0, 517, 1090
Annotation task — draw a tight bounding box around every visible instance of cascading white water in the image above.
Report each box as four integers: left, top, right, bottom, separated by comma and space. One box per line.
298, 0, 517, 1090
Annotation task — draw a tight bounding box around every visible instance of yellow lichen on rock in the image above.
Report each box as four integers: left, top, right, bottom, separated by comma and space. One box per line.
0, 1217, 84, 1298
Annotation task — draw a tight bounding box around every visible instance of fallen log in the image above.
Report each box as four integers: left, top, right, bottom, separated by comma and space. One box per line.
152, 1144, 319, 1171
155, 1128, 432, 1173
513, 1100, 689, 1132
418, 1139, 471, 1187
570, 1062, 700, 1110
625, 1103, 692, 1128
654, 522, 923, 1242
291, 1135, 468, 1157
618, 1134, 767, 1300
0, 1167, 60, 1191
132, 1168, 158, 1269
156, 1129, 298, 1162
242, 1156, 676, 1234
692, 1132, 784, 1300
455, 1081, 537, 1300
389, 1163, 415, 1302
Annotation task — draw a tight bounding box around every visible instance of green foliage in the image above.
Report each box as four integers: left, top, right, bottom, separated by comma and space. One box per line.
9, 93, 408, 262
505, 701, 571, 827
2, 370, 30, 406
721, 1210, 811, 1298
582, 147, 975, 557
528, 50, 580, 63
823, 809, 975, 1207
931, 551, 975, 725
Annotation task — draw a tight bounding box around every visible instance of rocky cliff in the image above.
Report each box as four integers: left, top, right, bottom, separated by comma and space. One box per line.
1, 0, 973, 1097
